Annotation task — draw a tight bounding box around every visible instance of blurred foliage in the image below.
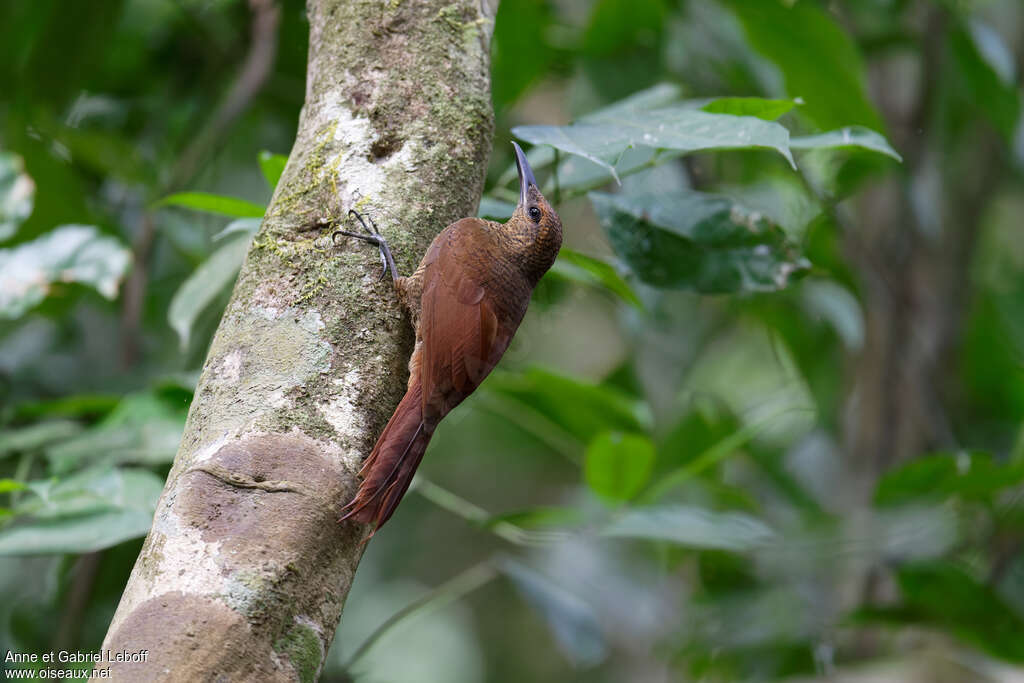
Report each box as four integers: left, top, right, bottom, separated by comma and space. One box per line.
2, 0, 1024, 681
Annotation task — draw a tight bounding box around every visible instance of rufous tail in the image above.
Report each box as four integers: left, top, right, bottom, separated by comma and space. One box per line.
340, 381, 431, 532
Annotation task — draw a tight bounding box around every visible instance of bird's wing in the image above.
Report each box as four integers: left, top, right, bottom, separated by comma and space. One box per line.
419, 218, 514, 420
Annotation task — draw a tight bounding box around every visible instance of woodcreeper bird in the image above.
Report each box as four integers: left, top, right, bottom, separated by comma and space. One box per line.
337, 142, 562, 534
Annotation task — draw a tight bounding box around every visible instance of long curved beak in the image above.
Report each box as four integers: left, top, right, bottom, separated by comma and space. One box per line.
512, 141, 537, 207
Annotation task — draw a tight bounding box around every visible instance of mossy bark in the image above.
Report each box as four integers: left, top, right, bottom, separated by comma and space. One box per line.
99, 0, 495, 679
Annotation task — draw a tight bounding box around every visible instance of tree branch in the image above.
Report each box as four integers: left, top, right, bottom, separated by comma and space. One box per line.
99, 0, 495, 678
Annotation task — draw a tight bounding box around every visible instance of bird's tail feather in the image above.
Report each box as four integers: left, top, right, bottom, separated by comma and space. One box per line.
340, 381, 430, 532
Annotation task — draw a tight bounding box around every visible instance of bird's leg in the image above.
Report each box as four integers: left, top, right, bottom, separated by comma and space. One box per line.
333, 209, 399, 282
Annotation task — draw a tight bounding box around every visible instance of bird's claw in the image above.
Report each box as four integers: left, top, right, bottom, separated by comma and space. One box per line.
348, 210, 390, 280
333, 209, 399, 282
348, 209, 380, 236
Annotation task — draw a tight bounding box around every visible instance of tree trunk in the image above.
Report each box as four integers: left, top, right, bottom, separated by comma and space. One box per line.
98, 0, 495, 679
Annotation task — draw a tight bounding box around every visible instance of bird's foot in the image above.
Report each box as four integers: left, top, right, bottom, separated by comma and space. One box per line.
333, 209, 399, 282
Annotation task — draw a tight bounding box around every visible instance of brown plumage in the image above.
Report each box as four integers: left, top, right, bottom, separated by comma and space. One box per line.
338, 142, 562, 534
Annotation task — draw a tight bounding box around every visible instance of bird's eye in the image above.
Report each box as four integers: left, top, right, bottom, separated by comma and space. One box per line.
528, 206, 542, 222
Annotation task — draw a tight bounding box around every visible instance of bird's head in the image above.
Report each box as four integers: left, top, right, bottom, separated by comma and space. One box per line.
511, 141, 562, 265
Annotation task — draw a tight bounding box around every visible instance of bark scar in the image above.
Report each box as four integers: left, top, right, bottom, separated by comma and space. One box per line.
187, 463, 309, 495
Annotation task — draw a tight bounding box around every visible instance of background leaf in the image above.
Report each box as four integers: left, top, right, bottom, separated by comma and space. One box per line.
514, 107, 796, 183
546, 249, 642, 309
495, 84, 684, 189
477, 197, 515, 220
485, 368, 650, 445
0, 480, 27, 493
0, 467, 165, 555
722, 0, 883, 130
702, 97, 795, 120
856, 563, 1024, 663
45, 393, 185, 473
0, 152, 34, 241
0, 224, 131, 318
589, 190, 809, 293
950, 21, 1021, 140
602, 505, 776, 551
497, 557, 607, 668
490, 0, 557, 110
875, 451, 1024, 506
790, 126, 902, 161
258, 151, 288, 190
213, 217, 262, 242
155, 192, 266, 218
168, 235, 250, 350
584, 431, 656, 502
0, 421, 85, 459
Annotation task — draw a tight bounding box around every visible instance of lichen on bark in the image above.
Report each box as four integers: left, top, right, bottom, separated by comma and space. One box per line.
99, 0, 495, 679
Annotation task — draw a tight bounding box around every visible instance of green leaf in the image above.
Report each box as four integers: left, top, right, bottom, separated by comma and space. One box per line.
483, 506, 586, 531
514, 106, 795, 183
790, 126, 902, 161
45, 393, 185, 473
212, 217, 262, 242
490, 0, 557, 109
12, 395, 121, 422
51, 123, 154, 185
498, 557, 607, 668
589, 190, 809, 293
547, 248, 642, 309
0, 421, 85, 459
0, 479, 26, 494
799, 279, 864, 351
875, 451, 1024, 506
0, 152, 34, 242
17, 467, 159, 518
602, 505, 775, 551
168, 235, 250, 351
497, 84, 683, 189
0, 225, 132, 318
0, 509, 152, 555
701, 97, 795, 121
644, 409, 784, 503
966, 19, 1016, 87
581, 0, 666, 56
155, 192, 266, 218
657, 403, 741, 469
717, 175, 821, 233
860, 563, 1024, 662
258, 151, 288, 190
685, 587, 818, 653
722, 0, 882, 130
950, 22, 1021, 140
484, 367, 650, 445
872, 505, 958, 562
548, 146, 665, 197
0, 467, 164, 555
477, 196, 515, 221
584, 431, 655, 503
